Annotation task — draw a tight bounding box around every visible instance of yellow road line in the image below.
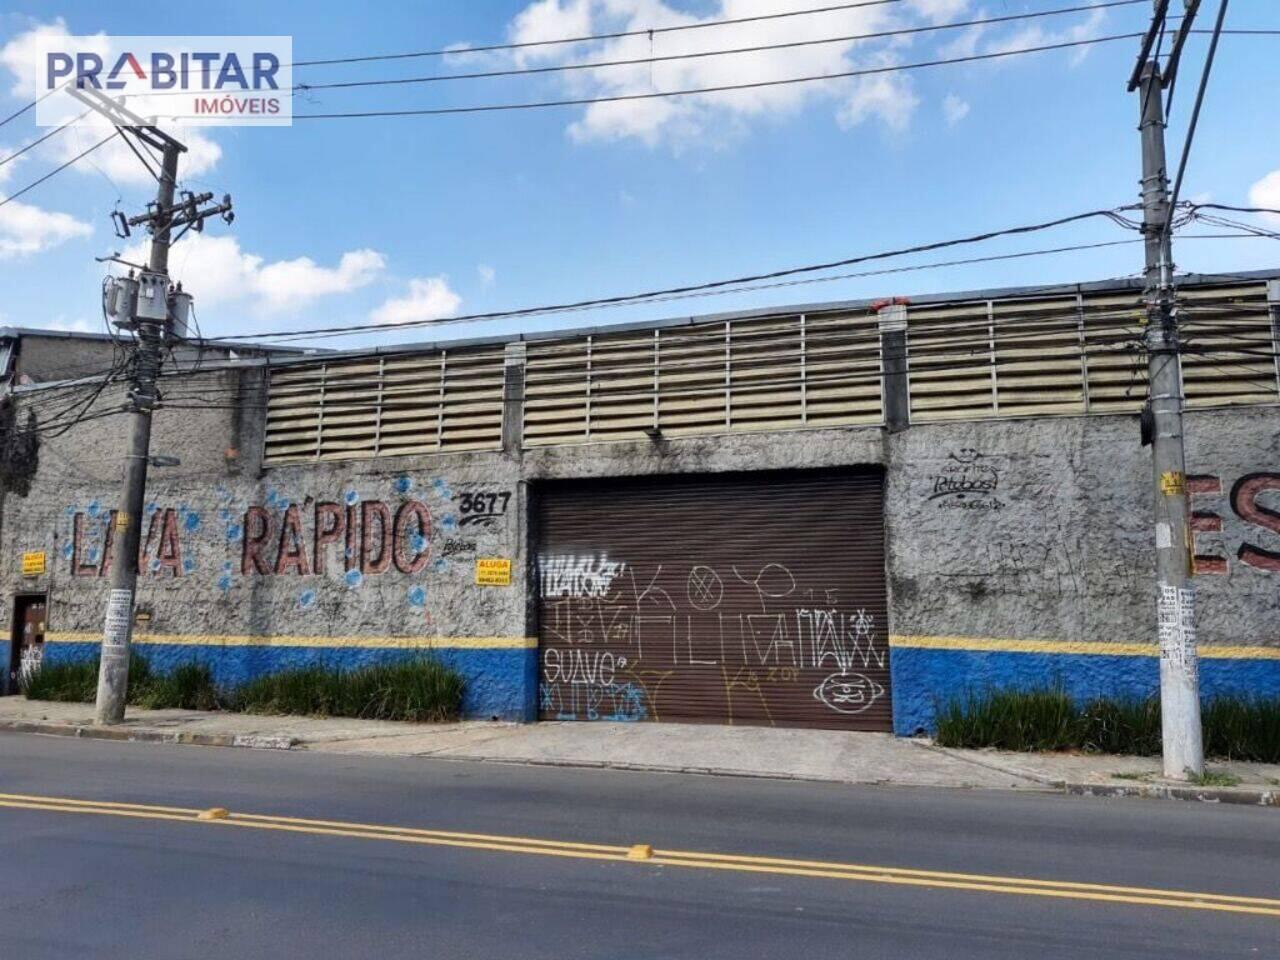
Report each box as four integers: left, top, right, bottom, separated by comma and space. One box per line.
0, 792, 200, 815
2, 792, 1276, 918
228, 810, 629, 854
649, 848, 1280, 906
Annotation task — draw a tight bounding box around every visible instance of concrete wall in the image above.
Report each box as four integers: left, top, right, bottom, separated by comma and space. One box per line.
12, 335, 120, 384
4, 362, 1277, 730
884, 406, 1280, 732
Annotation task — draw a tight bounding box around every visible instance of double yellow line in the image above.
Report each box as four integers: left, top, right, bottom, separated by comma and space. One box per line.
2, 791, 1277, 918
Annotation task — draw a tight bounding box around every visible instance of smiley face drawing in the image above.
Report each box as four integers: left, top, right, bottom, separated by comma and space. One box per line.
814, 673, 885, 714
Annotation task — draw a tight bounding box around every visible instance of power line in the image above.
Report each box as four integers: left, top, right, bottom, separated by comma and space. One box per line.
0, 132, 115, 209
1166, 0, 1230, 234
287, 33, 1142, 121
295, 2, 1148, 93
0, 113, 85, 169
218, 207, 1141, 342
292, 0, 905, 68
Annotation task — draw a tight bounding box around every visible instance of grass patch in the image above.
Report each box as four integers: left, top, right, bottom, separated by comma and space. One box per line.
19, 657, 102, 702
21, 654, 219, 710
134, 662, 221, 711
1202, 697, 1280, 764
21, 655, 461, 722
936, 686, 1280, 762
229, 659, 465, 722
933, 687, 1079, 752
1189, 770, 1242, 788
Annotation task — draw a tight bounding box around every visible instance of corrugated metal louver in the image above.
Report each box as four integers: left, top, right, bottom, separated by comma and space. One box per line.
523, 311, 883, 446
263, 347, 505, 464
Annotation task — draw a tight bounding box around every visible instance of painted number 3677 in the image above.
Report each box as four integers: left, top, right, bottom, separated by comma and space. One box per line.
456, 491, 511, 528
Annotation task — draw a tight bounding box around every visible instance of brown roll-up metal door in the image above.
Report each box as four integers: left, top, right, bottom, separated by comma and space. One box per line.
536, 469, 890, 730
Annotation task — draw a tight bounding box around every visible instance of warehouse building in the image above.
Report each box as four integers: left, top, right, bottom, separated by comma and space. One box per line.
2, 271, 1278, 734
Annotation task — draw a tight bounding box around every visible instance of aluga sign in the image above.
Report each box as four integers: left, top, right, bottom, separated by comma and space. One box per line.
34, 36, 292, 127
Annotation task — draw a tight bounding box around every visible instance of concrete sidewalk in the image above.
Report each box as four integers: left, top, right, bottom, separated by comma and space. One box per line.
2, 697, 1277, 804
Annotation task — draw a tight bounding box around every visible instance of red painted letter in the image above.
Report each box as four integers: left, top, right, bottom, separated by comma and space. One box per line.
1188, 474, 1227, 575
361, 501, 392, 575
242, 506, 273, 575
393, 501, 432, 574
1231, 473, 1280, 573
313, 502, 344, 576
275, 504, 311, 576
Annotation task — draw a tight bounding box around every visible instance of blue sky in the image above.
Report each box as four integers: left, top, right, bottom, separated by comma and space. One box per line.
1, 1, 1277, 351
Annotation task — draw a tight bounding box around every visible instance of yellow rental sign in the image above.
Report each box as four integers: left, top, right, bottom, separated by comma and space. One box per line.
21, 551, 47, 576
475, 557, 512, 587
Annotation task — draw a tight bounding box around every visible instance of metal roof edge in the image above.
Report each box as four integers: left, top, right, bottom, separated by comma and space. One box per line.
262, 267, 1280, 369
0, 325, 312, 354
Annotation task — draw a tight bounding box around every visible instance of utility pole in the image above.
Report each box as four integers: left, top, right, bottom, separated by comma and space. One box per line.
1129, 1, 1203, 778
67, 88, 233, 724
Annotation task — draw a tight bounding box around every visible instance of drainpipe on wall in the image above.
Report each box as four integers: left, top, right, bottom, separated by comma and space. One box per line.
877, 302, 910, 433
502, 342, 526, 456
1269, 280, 1280, 400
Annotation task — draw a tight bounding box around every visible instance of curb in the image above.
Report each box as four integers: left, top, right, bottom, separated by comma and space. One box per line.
3, 719, 1276, 805
1063, 781, 1279, 806
0, 719, 296, 751
912, 740, 1280, 807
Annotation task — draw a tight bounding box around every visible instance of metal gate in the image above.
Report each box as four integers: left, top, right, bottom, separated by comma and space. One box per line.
536, 469, 891, 730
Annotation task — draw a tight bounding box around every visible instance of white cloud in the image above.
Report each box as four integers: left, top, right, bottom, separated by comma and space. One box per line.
37, 315, 96, 333
837, 52, 920, 133
0, 145, 20, 185
121, 233, 386, 312
942, 93, 970, 127
476, 264, 496, 287
504, 0, 917, 147
370, 277, 462, 327
1, 20, 221, 185
0, 18, 109, 99
907, 0, 970, 24
0, 197, 92, 258
985, 6, 1107, 66
56, 123, 223, 186
1249, 170, 1280, 224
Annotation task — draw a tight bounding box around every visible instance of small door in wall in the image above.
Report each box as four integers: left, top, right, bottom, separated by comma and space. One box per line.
8, 595, 47, 693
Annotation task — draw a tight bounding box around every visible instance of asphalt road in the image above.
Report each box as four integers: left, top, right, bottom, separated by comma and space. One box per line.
1, 732, 1277, 960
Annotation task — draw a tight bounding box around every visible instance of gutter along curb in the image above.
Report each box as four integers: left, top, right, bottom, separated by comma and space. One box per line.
2, 718, 1276, 805
916, 740, 1280, 806
0, 719, 296, 751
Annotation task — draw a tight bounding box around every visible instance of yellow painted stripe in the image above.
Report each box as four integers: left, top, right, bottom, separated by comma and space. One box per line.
44, 632, 536, 650
2, 792, 1278, 918
890, 634, 1280, 660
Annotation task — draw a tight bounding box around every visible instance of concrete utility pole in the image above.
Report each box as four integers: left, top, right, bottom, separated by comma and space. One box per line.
93, 143, 180, 724
67, 88, 233, 724
1130, 1, 1203, 778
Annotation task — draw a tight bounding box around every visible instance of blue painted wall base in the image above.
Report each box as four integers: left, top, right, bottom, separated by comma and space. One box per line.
890, 646, 1280, 735
42, 642, 537, 721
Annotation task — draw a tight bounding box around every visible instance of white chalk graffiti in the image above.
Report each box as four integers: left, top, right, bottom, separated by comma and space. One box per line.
537, 556, 887, 723
797, 607, 885, 672
814, 672, 885, 714
686, 565, 724, 611
542, 647, 627, 686
540, 554, 626, 599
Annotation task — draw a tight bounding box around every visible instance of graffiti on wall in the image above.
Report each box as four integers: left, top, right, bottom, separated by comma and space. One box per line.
925, 449, 1004, 512
1189, 472, 1280, 574
240, 497, 432, 578
61, 478, 515, 623
537, 557, 886, 724
453, 489, 511, 529
68, 503, 196, 578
